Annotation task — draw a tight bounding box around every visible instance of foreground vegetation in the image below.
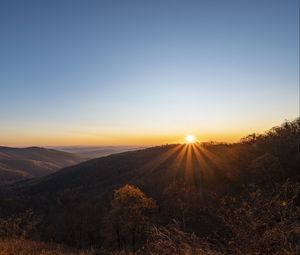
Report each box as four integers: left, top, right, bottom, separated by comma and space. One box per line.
0, 118, 299, 254
1, 181, 299, 254
0, 239, 94, 255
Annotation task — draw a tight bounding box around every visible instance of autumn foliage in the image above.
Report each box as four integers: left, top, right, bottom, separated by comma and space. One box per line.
104, 184, 157, 251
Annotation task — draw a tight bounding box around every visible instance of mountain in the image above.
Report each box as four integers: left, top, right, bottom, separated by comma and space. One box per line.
8, 143, 242, 197
51, 146, 146, 159
1, 144, 226, 246
0, 119, 299, 250
0, 146, 83, 184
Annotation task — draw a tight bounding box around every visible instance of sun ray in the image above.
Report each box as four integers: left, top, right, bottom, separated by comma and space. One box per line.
135, 144, 183, 178
184, 144, 194, 184
167, 144, 188, 180
192, 144, 214, 178
190, 144, 206, 198
195, 144, 235, 182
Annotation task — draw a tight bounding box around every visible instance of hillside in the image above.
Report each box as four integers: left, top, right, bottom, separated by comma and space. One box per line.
0, 146, 83, 184
52, 146, 145, 159
0, 119, 299, 253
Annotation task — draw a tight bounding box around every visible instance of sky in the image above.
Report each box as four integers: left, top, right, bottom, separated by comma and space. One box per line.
0, 0, 299, 146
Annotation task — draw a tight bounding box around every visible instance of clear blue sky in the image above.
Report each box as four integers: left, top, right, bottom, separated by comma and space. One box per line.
0, 0, 299, 146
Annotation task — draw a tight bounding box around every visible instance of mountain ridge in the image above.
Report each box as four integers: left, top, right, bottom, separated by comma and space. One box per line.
0, 146, 83, 184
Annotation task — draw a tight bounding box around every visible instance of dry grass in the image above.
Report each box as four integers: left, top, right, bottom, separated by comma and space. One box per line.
0, 239, 95, 255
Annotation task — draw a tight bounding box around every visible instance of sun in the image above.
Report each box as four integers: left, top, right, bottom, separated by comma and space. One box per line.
185, 134, 195, 143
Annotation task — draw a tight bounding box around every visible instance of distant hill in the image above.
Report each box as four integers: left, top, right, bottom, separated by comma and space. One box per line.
0, 146, 83, 184
51, 145, 146, 159
7, 145, 185, 194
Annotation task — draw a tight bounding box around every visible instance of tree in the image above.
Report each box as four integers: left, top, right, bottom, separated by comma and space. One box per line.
0, 209, 39, 239
248, 153, 282, 184
103, 184, 156, 251
162, 182, 200, 232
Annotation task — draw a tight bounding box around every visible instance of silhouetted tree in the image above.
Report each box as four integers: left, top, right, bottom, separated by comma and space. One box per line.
162, 182, 200, 231
248, 153, 282, 185
103, 184, 156, 251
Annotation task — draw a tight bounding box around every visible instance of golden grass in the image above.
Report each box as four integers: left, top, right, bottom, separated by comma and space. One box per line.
0, 239, 94, 255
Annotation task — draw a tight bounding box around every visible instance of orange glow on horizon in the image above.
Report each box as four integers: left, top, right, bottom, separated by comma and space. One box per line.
0, 133, 248, 147
0, 127, 264, 147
